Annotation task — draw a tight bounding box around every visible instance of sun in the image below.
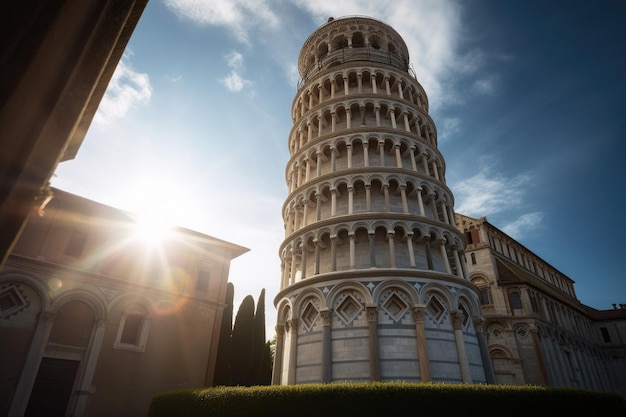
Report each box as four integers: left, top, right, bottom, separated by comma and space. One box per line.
110, 171, 187, 245
132, 213, 173, 245
107, 169, 205, 250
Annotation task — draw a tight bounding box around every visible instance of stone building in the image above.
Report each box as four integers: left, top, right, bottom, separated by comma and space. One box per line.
272, 16, 494, 385
457, 213, 626, 397
271, 15, 625, 397
0, 188, 248, 417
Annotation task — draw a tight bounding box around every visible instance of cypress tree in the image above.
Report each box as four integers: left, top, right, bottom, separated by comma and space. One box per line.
230, 294, 255, 386
213, 282, 234, 386
253, 288, 272, 385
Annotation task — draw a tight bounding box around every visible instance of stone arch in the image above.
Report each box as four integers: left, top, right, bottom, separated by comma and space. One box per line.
51, 288, 106, 321
108, 292, 155, 317
419, 283, 454, 309
327, 281, 372, 306
486, 321, 507, 340
294, 288, 326, 314
421, 286, 454, 328
390, 220, 409, 236
489, 345, 513, 359
456, 289, 481, 317
372, 280, 419, 307
276, 299, 293, 326
443, 232, 463, 249
330, 33, 347, 51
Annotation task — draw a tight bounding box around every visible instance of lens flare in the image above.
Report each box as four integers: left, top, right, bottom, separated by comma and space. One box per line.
47, 278, 63, 298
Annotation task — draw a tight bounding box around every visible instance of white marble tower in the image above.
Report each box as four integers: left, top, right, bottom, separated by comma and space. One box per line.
272, 16, 494, 385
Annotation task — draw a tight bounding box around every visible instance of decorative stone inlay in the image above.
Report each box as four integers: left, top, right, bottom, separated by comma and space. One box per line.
516, 326, 529, 340
0, 285, 28, 318
426, 296, 445, 323
336, 294, 363, 325
382, 293, 408, 322
301, 300, 320, 330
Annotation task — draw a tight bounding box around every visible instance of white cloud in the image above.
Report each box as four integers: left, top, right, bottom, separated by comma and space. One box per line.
501, 212, 544, 239
286, 63, 300, 89
164, 0, 279, 43
163, 0, 493, 108
220, 51, 252, 92
225, 51, 244, 68
453, 162, 532, 217
93, 54, 152, 128
457, 49, 487, 75
452, 159, 544, 239
472, 76, 498, 95
438, 117, 461, 143
222, 71, 251, 92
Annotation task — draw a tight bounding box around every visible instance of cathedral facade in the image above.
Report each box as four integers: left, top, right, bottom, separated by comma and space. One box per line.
457, 213, 626, 397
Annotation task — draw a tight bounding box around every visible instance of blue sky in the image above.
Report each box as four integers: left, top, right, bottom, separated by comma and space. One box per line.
52, 0, 626, 333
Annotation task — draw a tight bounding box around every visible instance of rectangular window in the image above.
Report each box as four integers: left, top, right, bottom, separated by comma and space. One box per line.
510, 291, 523, 309
196, 269, 210, 292
600, 327, 611, 343
120, 315, 143, 345
470, 228, 480, 244
480, 289, 490, 305
64, 230, 87, 258
115, 313, 149, 352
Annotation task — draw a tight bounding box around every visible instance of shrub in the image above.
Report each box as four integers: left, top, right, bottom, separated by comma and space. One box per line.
148, 382, 626, 417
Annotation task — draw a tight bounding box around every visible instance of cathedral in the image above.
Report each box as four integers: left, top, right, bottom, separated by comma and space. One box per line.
271, 16, 625, 397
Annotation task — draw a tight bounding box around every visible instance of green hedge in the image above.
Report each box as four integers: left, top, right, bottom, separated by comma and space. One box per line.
148, 382, 626, 417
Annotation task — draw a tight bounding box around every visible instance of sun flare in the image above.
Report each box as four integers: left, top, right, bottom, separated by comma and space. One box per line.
113, 171, 190, 246
132, 214, 173, 245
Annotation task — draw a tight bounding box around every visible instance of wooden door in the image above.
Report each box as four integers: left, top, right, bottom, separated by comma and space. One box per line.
24, 358, 80, 417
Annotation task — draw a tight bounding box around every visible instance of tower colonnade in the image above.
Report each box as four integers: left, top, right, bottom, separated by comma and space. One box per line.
283, 172, 456, 231
286, 132, 446, 193
290, 97, 437, 151
293, 59, 429, 117
273, 16, 494, 386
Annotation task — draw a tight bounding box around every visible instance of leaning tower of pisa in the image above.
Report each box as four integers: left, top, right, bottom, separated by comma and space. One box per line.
272, 16, 494, 385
